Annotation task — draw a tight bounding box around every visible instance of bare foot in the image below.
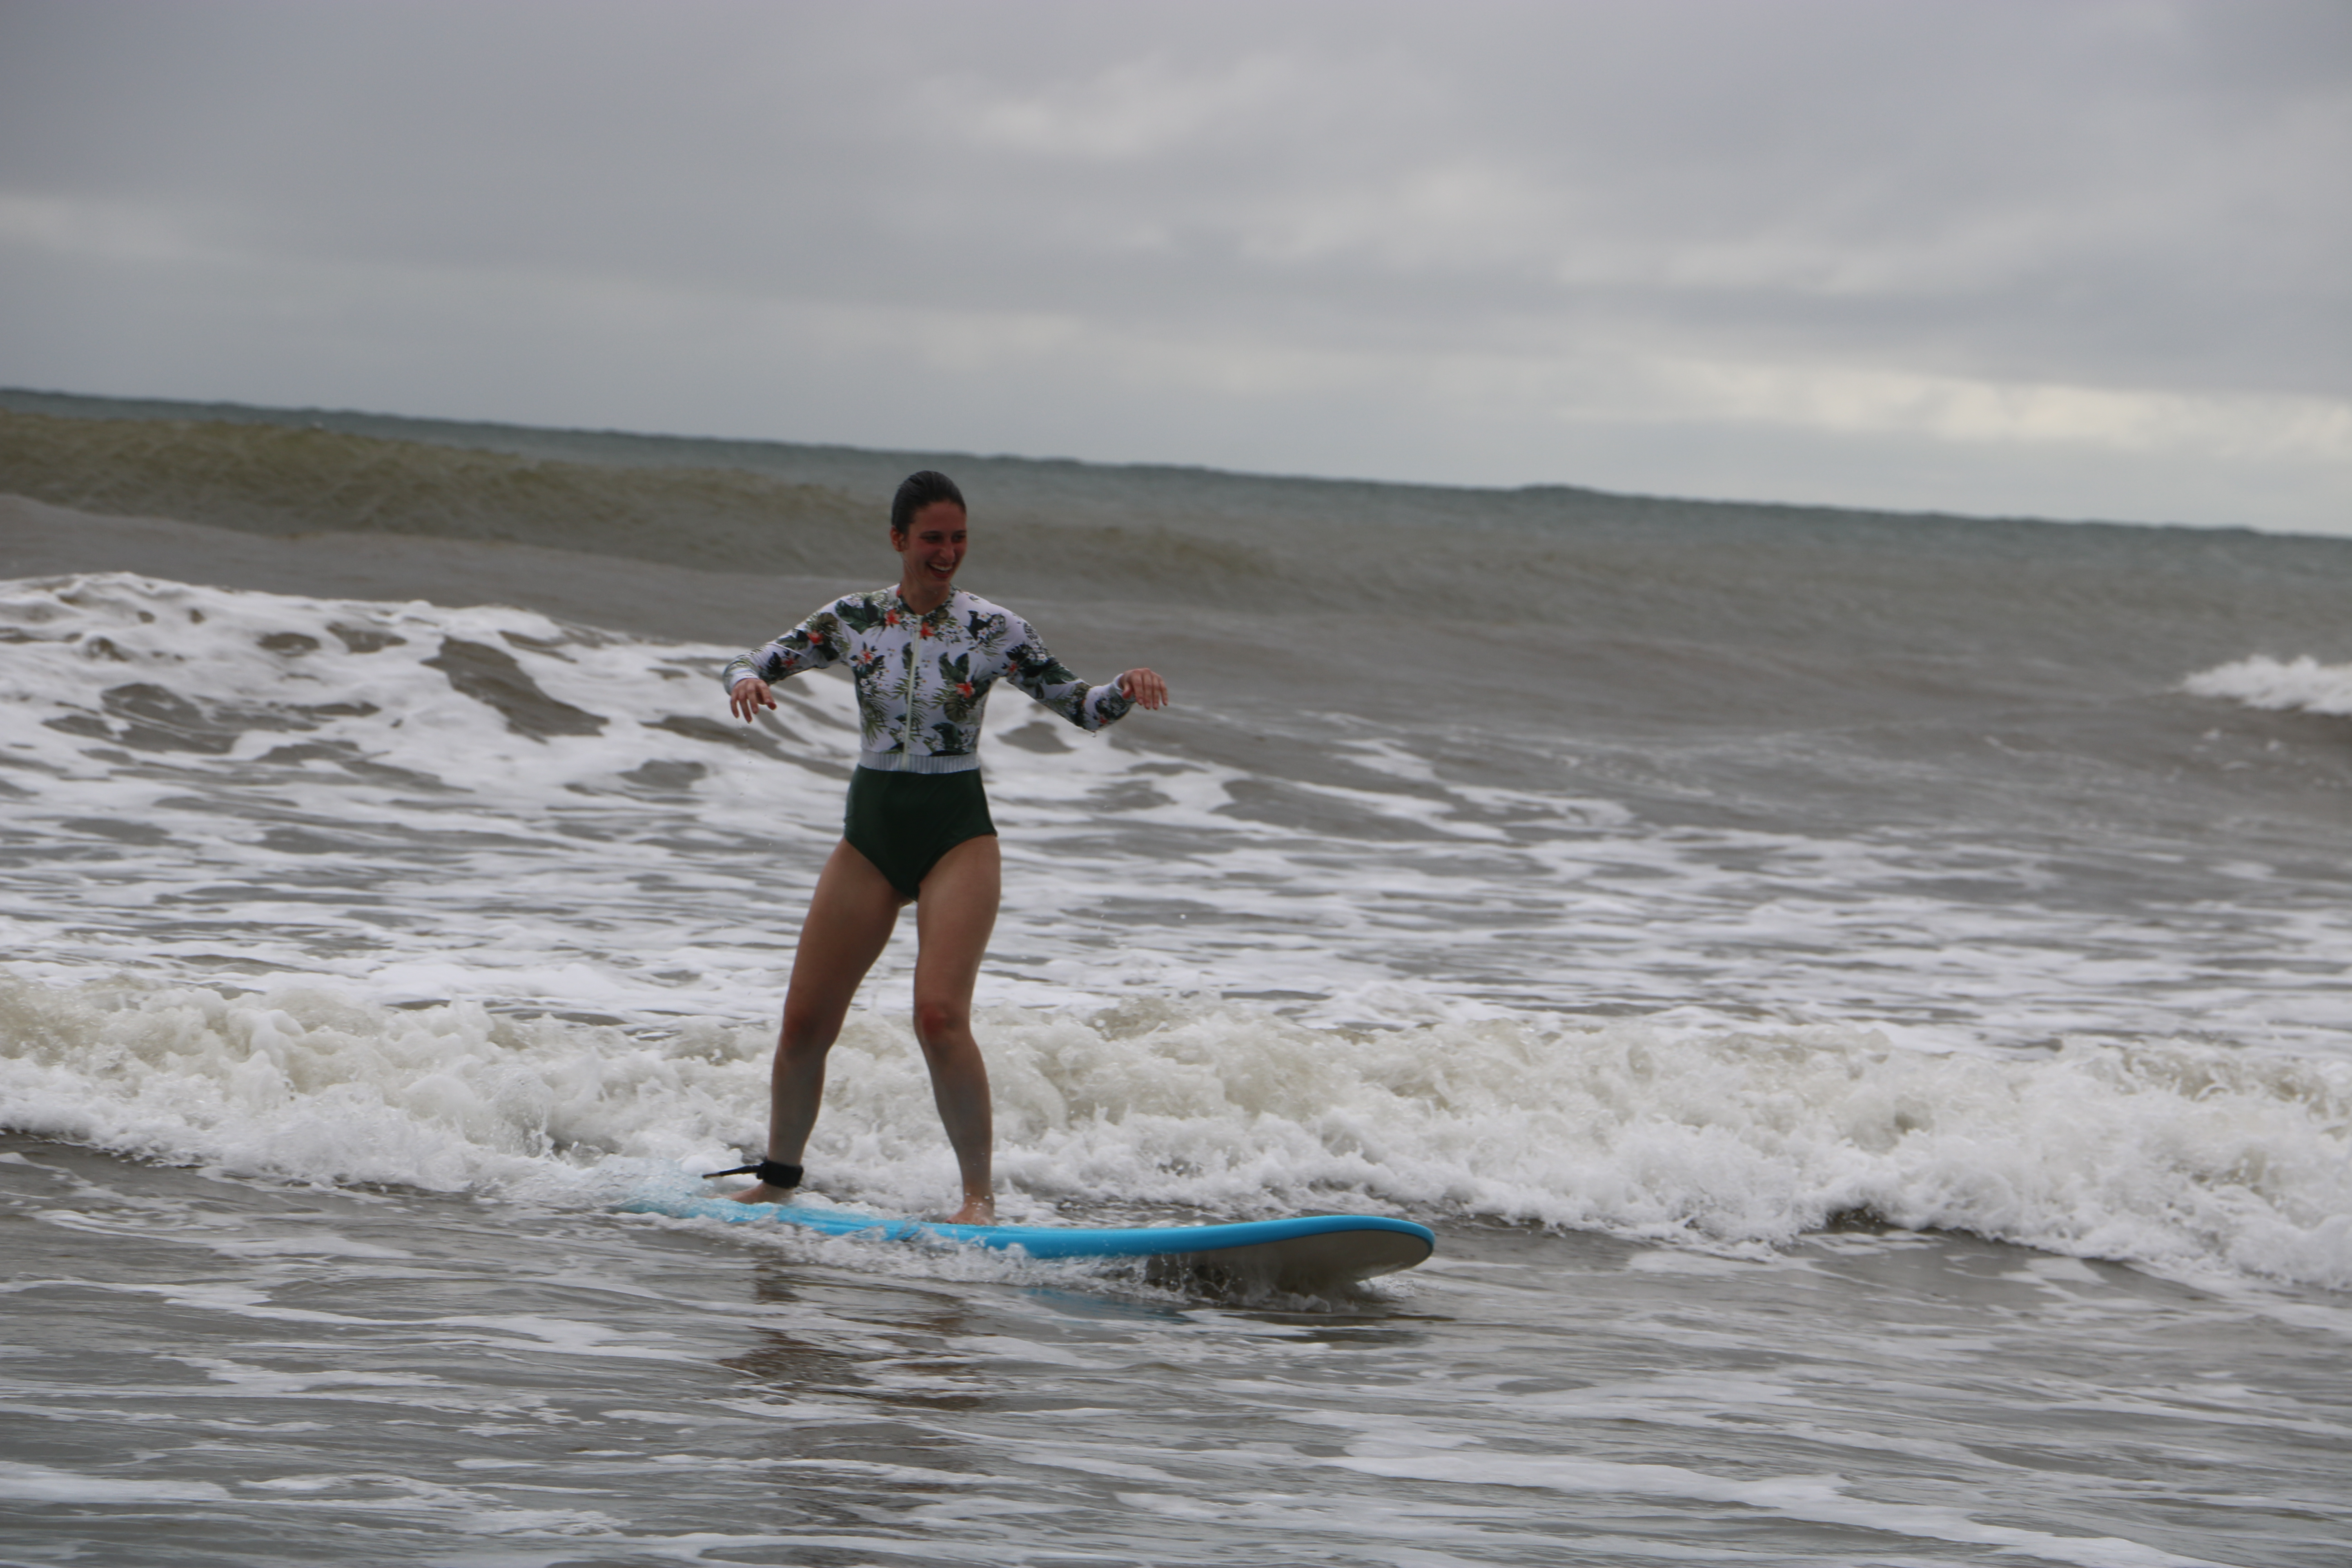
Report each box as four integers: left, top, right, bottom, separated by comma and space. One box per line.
724, 1182, 794, 1205
946, 1194, 996, 1226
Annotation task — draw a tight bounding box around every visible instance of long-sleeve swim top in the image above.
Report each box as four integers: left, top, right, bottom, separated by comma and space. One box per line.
720, 588, 1133, 773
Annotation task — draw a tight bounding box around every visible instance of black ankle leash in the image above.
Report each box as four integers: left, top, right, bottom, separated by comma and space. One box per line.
701, 1159, 803, 1189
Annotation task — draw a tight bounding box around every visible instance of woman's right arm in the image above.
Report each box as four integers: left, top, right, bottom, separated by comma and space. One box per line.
729, 677, 777, 722
721, 605, 848, 723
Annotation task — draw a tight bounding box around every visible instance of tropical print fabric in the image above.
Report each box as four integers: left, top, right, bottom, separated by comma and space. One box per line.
721, 588, 1132, 773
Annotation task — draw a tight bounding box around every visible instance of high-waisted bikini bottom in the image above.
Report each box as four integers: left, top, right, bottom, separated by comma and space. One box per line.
843, 767, 996, 898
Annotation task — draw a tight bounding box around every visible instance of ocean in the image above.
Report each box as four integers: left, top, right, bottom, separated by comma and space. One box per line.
3, 390, 2348, 1566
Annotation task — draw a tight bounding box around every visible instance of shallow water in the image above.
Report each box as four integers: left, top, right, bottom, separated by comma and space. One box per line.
8, 1135, 2349, 1568
3, 398, 2350, 1563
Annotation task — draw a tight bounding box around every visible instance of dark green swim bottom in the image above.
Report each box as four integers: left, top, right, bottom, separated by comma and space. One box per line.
843, 766, 997, 898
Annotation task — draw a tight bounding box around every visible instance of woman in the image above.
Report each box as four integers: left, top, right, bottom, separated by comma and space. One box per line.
707, 470, 1168, 1224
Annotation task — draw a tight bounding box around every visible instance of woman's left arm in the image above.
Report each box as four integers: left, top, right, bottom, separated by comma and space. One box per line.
1002, 618, 1163, 730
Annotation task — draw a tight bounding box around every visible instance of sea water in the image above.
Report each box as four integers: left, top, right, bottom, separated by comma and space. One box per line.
2, 395, 2348, 1565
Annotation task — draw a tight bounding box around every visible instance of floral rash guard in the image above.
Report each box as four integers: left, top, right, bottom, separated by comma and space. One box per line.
720, 588, 1133, 773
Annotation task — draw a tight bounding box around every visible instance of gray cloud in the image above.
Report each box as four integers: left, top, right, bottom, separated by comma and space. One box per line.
2, 0, 2346, 531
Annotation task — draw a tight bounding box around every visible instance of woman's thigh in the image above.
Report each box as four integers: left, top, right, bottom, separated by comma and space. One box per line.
782, 840, 905, 1038
911, 833, 1001, 1016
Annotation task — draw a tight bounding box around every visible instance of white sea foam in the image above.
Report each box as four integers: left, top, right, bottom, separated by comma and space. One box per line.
2184, 654, 2352, 717
0, 568, 862, 808
6, 571, 2350, 1288
0, 1461, 235, 1505
8, 573, 2345, 1054
4, 974, 2345, 1289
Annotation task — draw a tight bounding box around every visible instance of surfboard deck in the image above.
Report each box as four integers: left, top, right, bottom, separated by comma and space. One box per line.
620, 1194, 1436, 1292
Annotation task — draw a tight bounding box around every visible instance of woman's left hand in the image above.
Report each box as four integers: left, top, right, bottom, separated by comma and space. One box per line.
1116, 668, 1170, 710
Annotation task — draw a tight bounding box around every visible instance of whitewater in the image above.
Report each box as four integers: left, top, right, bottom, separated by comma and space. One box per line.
3, 394, 2349, 1566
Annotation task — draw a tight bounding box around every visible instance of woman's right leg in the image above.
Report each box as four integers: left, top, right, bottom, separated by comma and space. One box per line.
725, 839, 905, 1203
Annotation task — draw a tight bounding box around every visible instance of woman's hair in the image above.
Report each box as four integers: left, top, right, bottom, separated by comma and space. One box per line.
890, 470, 967, 535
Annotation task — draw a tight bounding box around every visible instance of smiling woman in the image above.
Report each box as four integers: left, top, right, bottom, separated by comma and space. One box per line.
709, 469, 1169, 1223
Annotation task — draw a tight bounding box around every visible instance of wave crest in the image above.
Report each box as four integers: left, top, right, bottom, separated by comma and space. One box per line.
2185, 654, 2352, 717
5, 975, 2345, 1290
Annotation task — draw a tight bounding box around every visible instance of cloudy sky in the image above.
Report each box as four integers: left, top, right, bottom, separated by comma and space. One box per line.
3, 0, 2347, 533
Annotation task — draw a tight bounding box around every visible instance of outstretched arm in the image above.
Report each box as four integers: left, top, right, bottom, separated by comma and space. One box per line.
720, 603, 851, 720
1002, 617, 1162, 730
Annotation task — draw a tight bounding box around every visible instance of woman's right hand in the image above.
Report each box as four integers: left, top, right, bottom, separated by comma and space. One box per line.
730, 677, 777, 723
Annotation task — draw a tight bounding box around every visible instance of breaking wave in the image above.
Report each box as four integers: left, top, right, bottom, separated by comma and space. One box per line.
5, 974, 2346, 1290
2186, 654, 2352, 718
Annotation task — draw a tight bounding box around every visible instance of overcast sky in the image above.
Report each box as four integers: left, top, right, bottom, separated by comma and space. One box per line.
2, 0, 2347, 533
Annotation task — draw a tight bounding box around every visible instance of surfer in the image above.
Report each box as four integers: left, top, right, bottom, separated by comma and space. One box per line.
707, 470, 1168, 1225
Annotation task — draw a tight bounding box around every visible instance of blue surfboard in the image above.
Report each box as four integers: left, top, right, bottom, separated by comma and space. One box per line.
621, 1194, 1435, 1292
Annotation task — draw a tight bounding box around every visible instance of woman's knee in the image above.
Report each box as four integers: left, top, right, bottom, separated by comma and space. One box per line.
911, 998, 969, 1050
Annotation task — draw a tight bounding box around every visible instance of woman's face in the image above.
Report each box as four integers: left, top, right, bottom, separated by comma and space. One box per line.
894, 501, 969, 589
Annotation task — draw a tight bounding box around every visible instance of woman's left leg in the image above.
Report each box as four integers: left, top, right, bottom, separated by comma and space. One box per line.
910, 833, 1002, 1224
